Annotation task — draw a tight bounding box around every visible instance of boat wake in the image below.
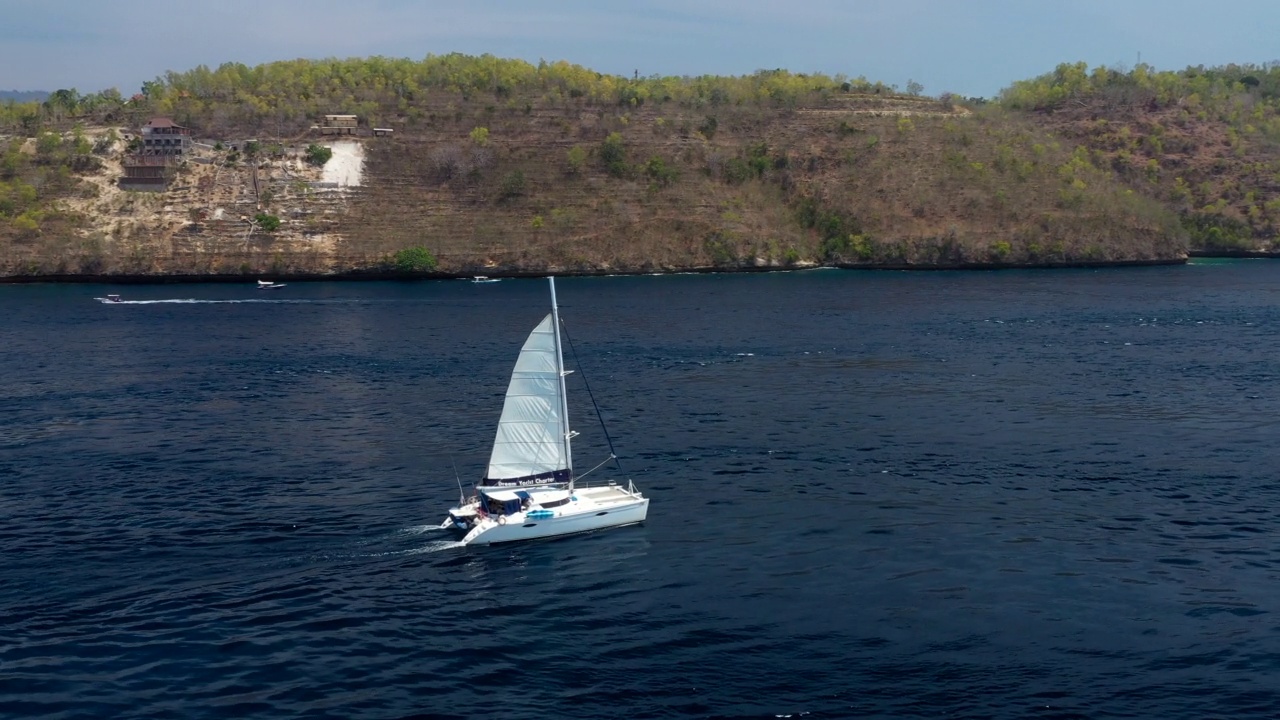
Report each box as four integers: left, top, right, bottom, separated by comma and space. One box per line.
394, 524, 465, 554
316, 526, 460, 561
357, 539, 465, 557
400, 523, 452, 536
96, 298, 317, 305
406, 540, 467, 554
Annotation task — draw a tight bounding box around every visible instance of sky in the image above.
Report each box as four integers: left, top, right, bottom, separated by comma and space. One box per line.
2, 0, 1279, 99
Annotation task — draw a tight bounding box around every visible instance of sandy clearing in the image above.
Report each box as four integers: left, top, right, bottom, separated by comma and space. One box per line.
323, 141, 364, 187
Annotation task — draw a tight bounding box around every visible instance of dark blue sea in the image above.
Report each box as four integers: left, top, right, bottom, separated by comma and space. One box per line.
4, 262, 1280, 719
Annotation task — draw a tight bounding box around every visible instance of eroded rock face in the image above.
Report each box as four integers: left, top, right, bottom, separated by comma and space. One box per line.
5, 131, 364, 277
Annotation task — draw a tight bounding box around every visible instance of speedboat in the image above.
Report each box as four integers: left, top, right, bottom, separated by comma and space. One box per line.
97, 294, 123, 303
472, 275, 500, 283
257, 280, 287, 289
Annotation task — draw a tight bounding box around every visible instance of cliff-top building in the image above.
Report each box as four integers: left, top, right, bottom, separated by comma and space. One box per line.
119, 117, 189, 191
318, 114, 358, 135
141, 117, 191, 156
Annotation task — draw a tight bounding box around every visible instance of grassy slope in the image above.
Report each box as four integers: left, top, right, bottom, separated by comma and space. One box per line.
332, 92, 1185, 274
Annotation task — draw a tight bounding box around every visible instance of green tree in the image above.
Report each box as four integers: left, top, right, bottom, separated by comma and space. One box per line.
254, 213, 281, 231
498, 170, 526, 201
304, 143, 332, 166
393, 246, 438, 272
645, 156, 677, 186
600, 132, 627, 177
566, 145, 587, 174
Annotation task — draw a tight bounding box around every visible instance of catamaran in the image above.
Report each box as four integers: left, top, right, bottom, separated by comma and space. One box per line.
440, 277, 649, 545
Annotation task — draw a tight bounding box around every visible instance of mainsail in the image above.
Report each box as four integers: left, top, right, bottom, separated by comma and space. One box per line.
483, 314, 571, 486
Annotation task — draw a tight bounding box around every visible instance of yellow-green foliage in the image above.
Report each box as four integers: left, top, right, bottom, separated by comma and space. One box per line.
0, 137, 87, 241
0, 54, 901, 138
999, 61, 1280, 120
999, 60, 1280, 247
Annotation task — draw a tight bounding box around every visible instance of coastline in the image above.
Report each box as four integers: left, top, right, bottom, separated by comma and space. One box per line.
1188, 249, 1280, 259
0, 256, 1192, 284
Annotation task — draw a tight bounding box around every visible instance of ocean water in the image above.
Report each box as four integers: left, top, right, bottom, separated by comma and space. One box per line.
3, 262, 1280, 719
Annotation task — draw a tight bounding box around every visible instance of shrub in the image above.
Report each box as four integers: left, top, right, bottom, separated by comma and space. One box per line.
822, 233, 874, 261
498, 170, 526, 202
12, 211, 40, 238
304, 144, 332, 166
470, 126, 490, 146
254, 213, 281, 232
35, 132, 61, 158
704, 231, 738, 264
566, 146, 587, 174
428, 144, 492, 182
393, 246, 438, 272
644, 156, 677, 186
92, 129, 119, 155
699, 116, 718, 139
600, 132, 627, 177
722, 157, 752, 185
1186, 213, 1252, 249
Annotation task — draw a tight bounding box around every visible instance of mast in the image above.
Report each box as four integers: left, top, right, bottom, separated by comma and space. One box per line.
548, 277, 574, 487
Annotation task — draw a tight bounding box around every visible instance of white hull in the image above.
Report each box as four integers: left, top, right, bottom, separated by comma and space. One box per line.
443, 483, 649, 546
436, 277, 650, 548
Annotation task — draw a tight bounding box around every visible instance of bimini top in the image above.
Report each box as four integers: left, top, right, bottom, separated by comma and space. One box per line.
477, 488, 526, 502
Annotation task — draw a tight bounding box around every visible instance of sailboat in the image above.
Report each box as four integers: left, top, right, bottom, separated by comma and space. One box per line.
440, 277, 649, 545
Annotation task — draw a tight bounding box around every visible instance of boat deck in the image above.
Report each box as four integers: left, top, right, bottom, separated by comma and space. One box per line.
576, 483, 643, 505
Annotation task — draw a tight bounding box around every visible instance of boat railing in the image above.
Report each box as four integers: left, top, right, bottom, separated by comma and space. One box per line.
572, 477, 643, 497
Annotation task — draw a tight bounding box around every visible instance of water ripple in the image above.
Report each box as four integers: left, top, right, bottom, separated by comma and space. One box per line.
4, 270, 1280, 718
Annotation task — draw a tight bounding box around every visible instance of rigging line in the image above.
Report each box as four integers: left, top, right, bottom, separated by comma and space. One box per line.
575, 454, 615, 481
450, 457, 466, 505
559, 317, 624, 474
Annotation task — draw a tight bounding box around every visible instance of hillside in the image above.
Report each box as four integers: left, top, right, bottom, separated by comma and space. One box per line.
11, 56, 1275, 278
1001, 61, 1280, 252
334, 93, 1180, 273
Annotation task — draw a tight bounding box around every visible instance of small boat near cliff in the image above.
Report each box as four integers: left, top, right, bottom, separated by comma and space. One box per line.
471, 275, 500, 284
440, 277, 649, 545
257, 280, 287, 289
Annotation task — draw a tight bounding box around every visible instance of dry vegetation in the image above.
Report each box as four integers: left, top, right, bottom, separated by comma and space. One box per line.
335, 92, 1185, 275
25, 55, 1280, 277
